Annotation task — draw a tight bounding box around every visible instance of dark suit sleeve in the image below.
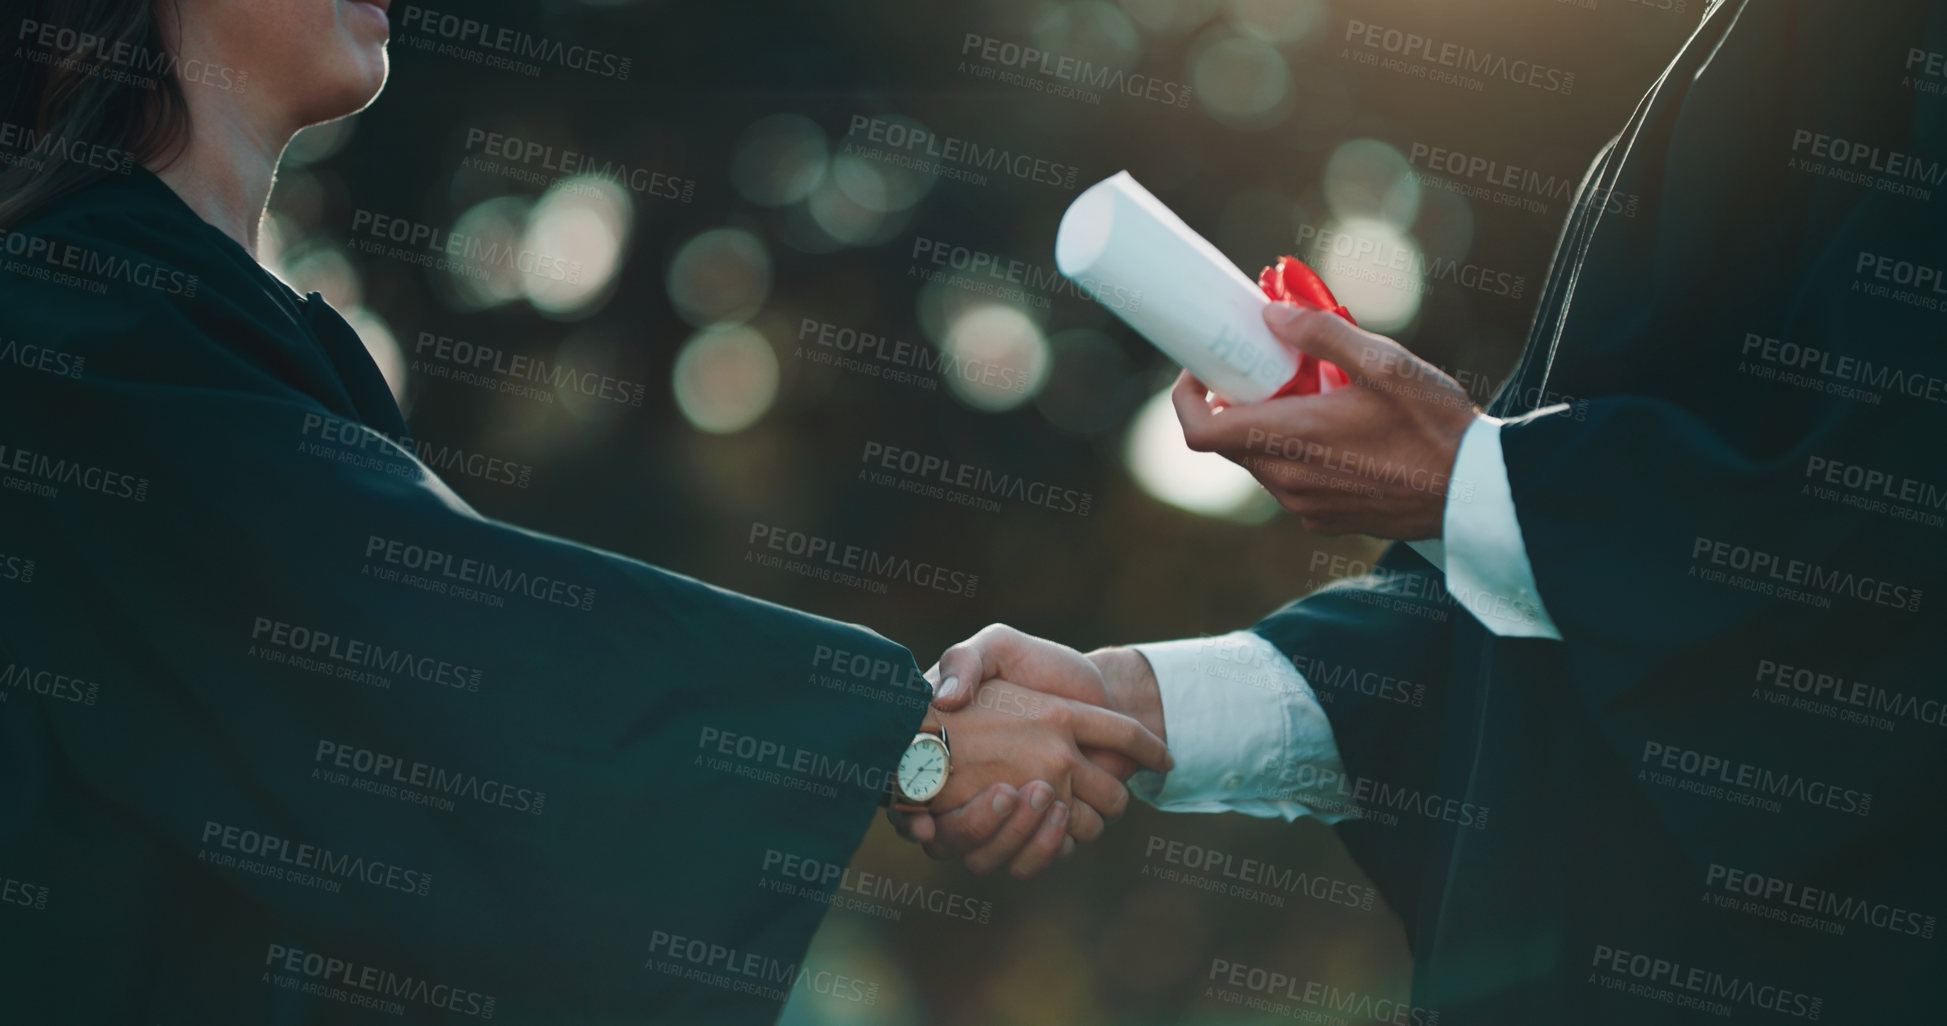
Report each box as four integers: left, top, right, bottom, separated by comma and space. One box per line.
1248, 542, 1464, 936
1491, 0, 1947, 708
0, 292, 925, 1024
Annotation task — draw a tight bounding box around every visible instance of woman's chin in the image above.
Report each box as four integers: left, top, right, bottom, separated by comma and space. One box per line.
297, 70, 388, 128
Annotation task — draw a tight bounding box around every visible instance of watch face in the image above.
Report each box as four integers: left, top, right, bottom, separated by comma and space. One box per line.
896, 734, 949, 803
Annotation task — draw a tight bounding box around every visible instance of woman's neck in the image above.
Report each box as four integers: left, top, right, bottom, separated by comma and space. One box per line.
147, 89, 293, 256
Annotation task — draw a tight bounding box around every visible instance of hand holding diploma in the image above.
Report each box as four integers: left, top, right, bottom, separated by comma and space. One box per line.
1056, 171, 1477, 539
1175, 303, 1477, 539
1056, 171, 1353, 403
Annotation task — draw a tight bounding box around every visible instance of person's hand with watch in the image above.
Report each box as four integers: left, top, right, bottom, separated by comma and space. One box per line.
885, 677, 1170, 879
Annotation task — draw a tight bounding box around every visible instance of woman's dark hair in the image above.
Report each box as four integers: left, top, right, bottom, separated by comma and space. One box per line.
0, 0, 189, 228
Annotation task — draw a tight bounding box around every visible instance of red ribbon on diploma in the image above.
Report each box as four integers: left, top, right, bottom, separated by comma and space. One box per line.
1259, 256, 1354, 398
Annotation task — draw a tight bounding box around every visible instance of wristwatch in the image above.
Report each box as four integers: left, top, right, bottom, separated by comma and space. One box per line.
886, 720, 950, 812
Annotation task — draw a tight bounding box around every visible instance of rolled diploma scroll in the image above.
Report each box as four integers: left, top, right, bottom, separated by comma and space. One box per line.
1055, 171, 1299, 404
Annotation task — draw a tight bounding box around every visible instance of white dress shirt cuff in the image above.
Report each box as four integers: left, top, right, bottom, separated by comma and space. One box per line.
1409, 416, 1560, 639
1126, 632, 1348, 823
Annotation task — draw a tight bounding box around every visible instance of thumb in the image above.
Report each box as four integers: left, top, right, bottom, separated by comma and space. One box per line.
1262, 303, 1382, 384
927, 646, 984, 710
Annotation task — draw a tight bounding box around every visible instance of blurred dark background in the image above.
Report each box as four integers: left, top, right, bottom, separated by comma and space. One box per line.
269, 1, 1705, 1021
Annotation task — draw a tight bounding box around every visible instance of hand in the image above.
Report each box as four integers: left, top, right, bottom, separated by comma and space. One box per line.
1174, 304, 1477, 539
911, 679, 1168, 876
888, 625, 1168, 878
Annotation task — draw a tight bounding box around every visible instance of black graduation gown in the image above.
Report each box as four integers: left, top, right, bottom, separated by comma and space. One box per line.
1256, 1, 1946, 1022
0, 167, 924, 1023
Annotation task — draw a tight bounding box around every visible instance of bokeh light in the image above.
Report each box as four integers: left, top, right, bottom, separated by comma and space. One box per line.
340, 305, 409, 407
275, 240, 362, 311
671, 323, 780, 433
1323, 138, 1422, 230
807, 170, 903, 246
1306, 215, 1425, 332
941, 304, 1051, 412
832, 149, 932, 215
1188, 29, 1291, 128
731, 114, 829, 207
1226, 0, 1328, 44
521, 175, 634, 318
282, 118, 358, 169
1123, 385, 1273, 518
445, 195, 532, 310
1115, 0, 1223, 36
666, 228, 772, 326
1031, 1, 1142, 68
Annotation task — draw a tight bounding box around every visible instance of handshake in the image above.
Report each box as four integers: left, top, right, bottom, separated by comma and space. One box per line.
885, 304, 1481, 877
886, 625, 1173, 880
